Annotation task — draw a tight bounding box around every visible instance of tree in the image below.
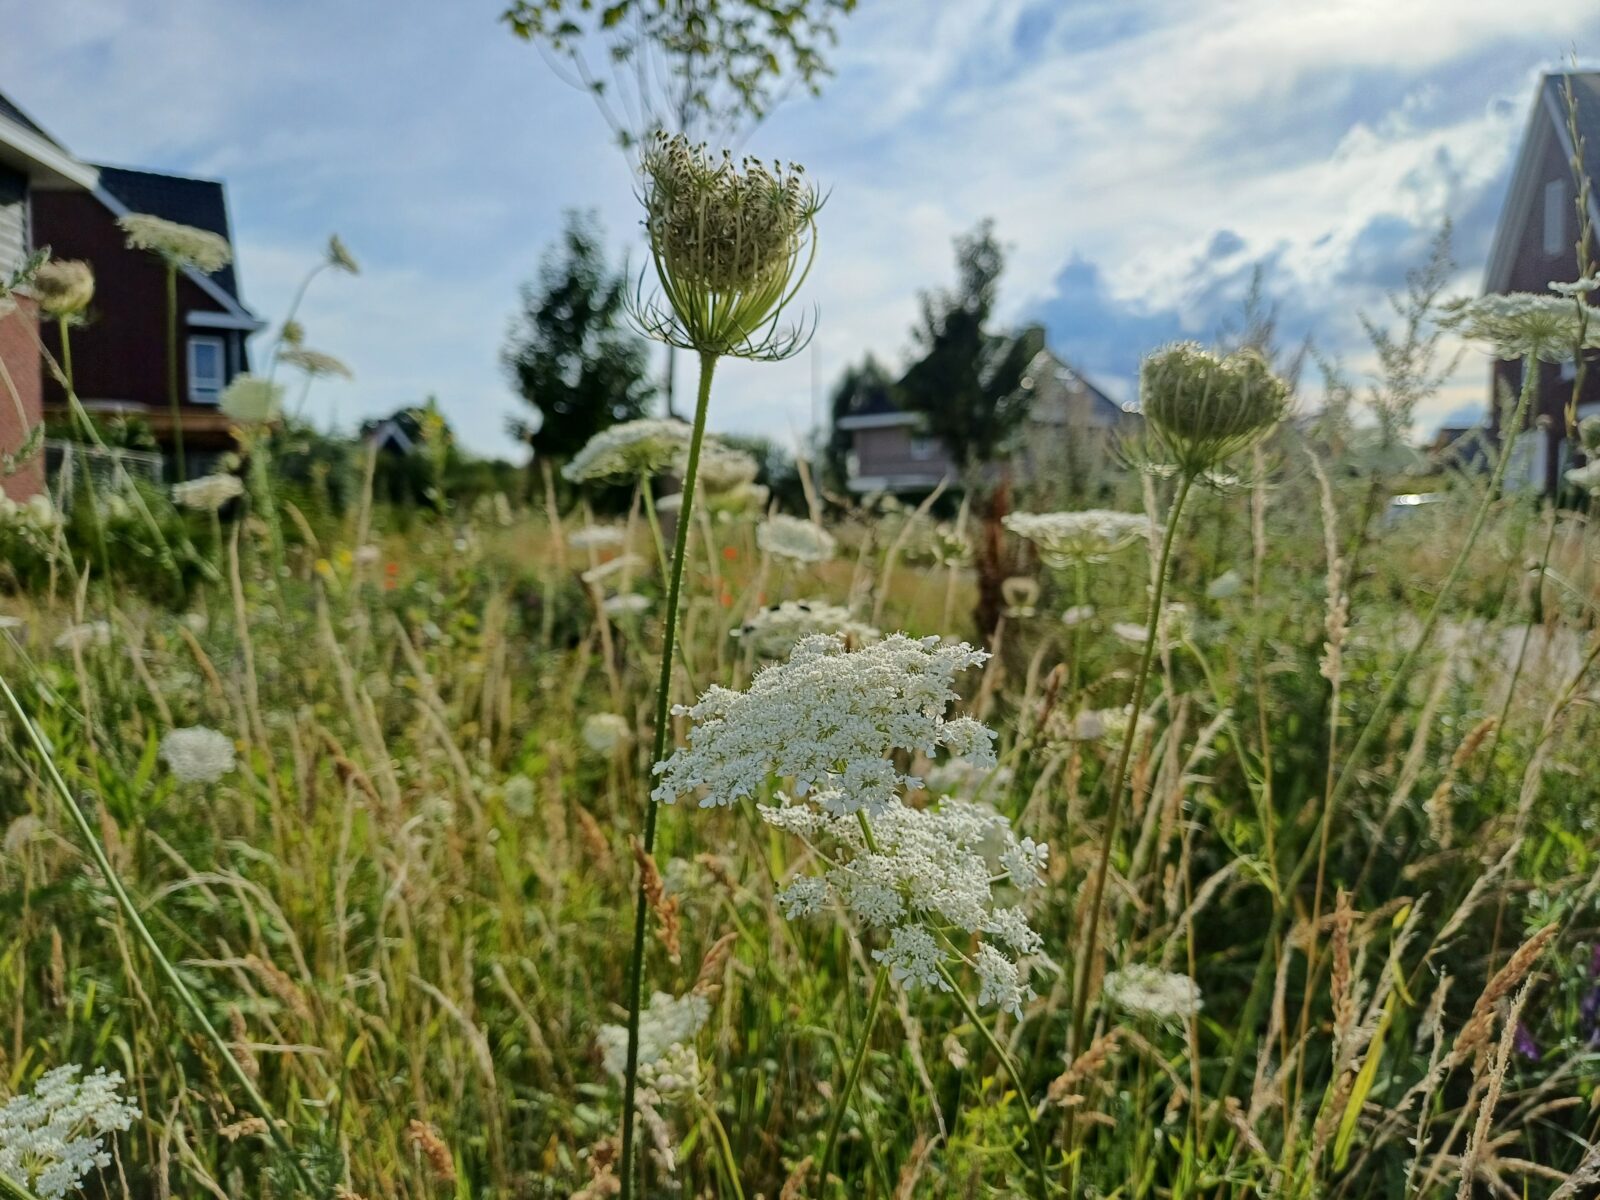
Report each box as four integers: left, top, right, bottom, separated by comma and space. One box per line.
897, 220, 1044, 638
502, 211, 657, 463
897, 220, 1045, 471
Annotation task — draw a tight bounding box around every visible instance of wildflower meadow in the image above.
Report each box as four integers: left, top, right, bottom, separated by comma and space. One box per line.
6, 36, 1600, 1200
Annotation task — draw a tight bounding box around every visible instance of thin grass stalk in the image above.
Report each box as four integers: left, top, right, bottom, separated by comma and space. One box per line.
164, 264, 185, 481
619, 349, 717, 1200
818, 965, 890, 1190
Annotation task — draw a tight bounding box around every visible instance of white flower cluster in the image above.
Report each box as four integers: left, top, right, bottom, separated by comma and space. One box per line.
1003, 510, 1155, 565
563, 419, 692, 483
756, 514, 836, 563
1044, 704, 1155, 748
0, 1065, 139, 1200
733, 599, 881, 658
159, 726, 236, 784
1441, 292, 1600, 362
171, 473, 244, 512
653, 633, 995, 816
219, 375, 283, 424
118, 212, 231, 273
597, 991, 709, 1082
0, 492, 63, 533
686, 440, 759, 490
761, 796, 1046, 1015
601, 592, 651, 618
1102, 964, 1203, 1025
581, 712, 632, 757
567, 525, 627, 551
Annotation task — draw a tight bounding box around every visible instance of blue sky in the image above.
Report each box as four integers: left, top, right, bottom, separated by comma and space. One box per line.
4, 0, 1599, 456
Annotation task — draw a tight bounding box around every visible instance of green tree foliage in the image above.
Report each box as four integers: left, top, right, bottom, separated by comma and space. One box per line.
502, 212, 656, 463
501, 0, 858, 149
897, 220, 1045, 472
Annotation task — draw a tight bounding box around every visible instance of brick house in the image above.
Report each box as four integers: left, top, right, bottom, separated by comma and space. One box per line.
834, 347, 1137, 495
0, 87, 261, 491
1482, 70, 1600, 496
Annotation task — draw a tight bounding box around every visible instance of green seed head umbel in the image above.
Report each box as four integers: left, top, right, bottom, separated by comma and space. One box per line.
1140, 342, 1289, 476
636, 132, 821, 359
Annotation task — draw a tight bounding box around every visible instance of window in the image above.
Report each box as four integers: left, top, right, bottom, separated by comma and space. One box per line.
1544, 179, 1568, 257
187, 335, 225, 403
909, 434, 938, 462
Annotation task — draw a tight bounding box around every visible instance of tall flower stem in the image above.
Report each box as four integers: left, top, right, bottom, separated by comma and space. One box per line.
58, 317, 111, 583
165, 263, 185, 482
619, 350, 716, 1200
939, 961, 1053, 1199
1067, 472, 1194, 1065
0, 668, 311, 1189
0, 1170, 42, 1200
818, 965, 889, 1190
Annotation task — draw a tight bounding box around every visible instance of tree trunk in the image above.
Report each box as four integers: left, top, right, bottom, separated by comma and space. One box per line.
973, 474, 1012, 641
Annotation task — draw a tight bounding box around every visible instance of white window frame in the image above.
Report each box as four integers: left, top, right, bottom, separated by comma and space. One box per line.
187, 334, 226, 404
1544, 178, 1568, 257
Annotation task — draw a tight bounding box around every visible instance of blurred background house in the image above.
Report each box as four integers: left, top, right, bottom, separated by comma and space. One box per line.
0, 86, 261, 492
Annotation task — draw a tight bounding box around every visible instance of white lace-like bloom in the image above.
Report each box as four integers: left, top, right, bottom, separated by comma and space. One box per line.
1567, 459, 1600, 495
974, 943, 1034, 1016
53, 622, 110, 651
602, 592, 651, 618
1441, 292, 1600, 362
118, 212, 231, 273
873, 926, 951, 993
563, 419, 692, 483
734, 600, 881, 658
581, 713, 633, 757
1112, 622, 1146, 644
580, 554, 646, 585
923, 758, 1012, 799
159, 726, 236, 784
278, 346, 353, 379
1004, 510, 1156, 565
1061, 604, 1095, 627
686, 440, 759, 491
1102, 964, 1203, 1025
567, 526, 627, 551
33, 259, 94, 318
0, 1065, 139, 1200
171, 473, 244, 511
653, 633, 994, 816
597, 991, 709, 1081
219, 375, 283, 424
757, 514, 836, 563
760, 794, 1045, 1011
1049, 704, 1155, 748
0, 493, 63, 532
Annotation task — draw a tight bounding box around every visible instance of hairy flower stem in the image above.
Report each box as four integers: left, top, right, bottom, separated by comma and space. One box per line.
819, 965, 889, 1190
0, 668, 312, 1189
1067, 473, 1194, 1063
165, 264, 185, 482
58, 317, 112, 583
620, 350, 716, 1200
939, 961, 1054, 1199
1206, 357, 1540, 1144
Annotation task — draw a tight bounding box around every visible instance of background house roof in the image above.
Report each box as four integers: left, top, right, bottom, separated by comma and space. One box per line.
95, 165, 244, 302
0, 91, 62, 149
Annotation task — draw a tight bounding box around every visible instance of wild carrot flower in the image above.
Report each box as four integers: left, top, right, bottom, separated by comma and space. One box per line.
1004, 510, 1155, 565
118, 213, 231, 274
568, 526, 628, 551
653, 633, 994, 816
582, 713, 634, 757
688, 441, 760, 490
219, 375, 284, 424
734, 599, 880, 657
1141, 343, 1289, 476
581, 554, 646, 585
325, 233, 360, 275
277, 346, 353, 379
32, 260, 94, 319
0, 1065, 139, 1200
1102, 964, 1203, 1025
159, 726, 236, 784
598, 992, 709, 1083
563, 419, 692, 483
635, 133, 820, 358
1441, 292, 1600, 361
172, 472, 244, 511
602, 593, 652, 618
756, 514, 836, 563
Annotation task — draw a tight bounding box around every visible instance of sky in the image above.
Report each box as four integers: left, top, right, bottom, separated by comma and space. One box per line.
4, 0, 1600, 459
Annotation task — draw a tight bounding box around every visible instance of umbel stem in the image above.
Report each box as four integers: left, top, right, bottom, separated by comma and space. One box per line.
619, 349, 717, 1199
165, 264, 185, 481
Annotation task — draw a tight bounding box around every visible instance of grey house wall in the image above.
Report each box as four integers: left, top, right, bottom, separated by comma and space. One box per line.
850, 423, 958, 488
0, 165, 27, 278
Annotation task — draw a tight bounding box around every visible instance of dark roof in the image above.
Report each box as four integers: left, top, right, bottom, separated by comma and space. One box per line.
1545, 72, 1600, 204
0, 89, 64, 149
95, 164, 243, 302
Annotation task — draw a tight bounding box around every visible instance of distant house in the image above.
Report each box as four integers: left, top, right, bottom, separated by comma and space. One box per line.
834, 347, 1136, 495
0, 87, 262, 489
1482, 71, 1600, 495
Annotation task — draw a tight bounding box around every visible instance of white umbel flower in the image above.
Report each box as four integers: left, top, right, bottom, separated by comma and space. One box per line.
602, 592, 651, 618
581, 713, 633, 757
872, 926, 950, 993
597, 991, 709, 1081
171, 473, 244, 511
0, 1065, 139, 1200
118, 212, 231, 273
159, 726, 236, 784
1102, 964, 1203, 1025
734, 599, 881, 658
567, 526, 627, 551
1004, 510, 1156, 565
756, 514, 836, 563
563, 419, 693, 483
652, 633, 994, 816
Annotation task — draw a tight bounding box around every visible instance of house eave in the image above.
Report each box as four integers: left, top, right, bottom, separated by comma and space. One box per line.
187, 310, 268, 333
0, 120, 97, 191
837, 411, 919, 431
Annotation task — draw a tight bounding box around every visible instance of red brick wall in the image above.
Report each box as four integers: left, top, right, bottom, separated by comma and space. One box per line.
0, 294, 43, 500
